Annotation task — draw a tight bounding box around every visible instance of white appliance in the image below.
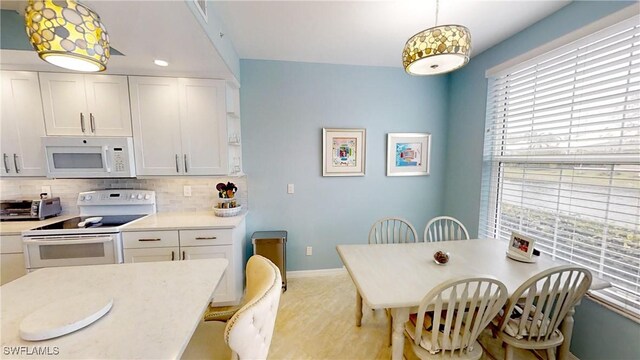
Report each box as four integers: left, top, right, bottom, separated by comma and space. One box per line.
42, 137, 136, 178
22, 190, 156, 271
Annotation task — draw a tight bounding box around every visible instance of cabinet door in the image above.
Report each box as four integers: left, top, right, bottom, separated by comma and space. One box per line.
0, 253, 26, 285
84, 75, 132, 136
123, 247, 179, 263
179, 79, 228, 175
0, 71, 46, 177
129, 76, 183, 175
183, 245, 234, 304
39, 72, 89, 136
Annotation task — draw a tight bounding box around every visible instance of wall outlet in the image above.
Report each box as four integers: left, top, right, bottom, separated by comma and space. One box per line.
306, 246, 312, 256
287, 184, 294, 194
41, 186, 52, 196
183, 185, 192, 197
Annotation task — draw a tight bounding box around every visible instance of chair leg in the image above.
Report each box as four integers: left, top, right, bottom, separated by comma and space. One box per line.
546, 348, 557, 360
388, 314, 393, 347
355, 291, 362, 327
504, 344, 514, 360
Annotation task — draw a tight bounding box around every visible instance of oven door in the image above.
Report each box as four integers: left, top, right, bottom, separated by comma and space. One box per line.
23, 234, 122, 270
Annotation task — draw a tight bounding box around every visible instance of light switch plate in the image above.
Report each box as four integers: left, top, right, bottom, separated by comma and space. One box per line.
287, 184, 294, 194
183, 186, 192, 197
306, 246, 312, 256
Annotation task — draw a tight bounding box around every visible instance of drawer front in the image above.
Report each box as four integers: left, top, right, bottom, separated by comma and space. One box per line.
179, 229, 232, 247
122, 231, 179, 249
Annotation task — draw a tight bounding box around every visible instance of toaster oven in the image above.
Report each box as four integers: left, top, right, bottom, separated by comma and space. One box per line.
0, 197, 62, 221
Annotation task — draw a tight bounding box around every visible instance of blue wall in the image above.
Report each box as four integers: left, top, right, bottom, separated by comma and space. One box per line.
240, 60, 448, 270
442, 1, 639, 358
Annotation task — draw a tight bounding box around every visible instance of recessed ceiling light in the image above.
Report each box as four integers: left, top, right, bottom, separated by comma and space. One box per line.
154, 59, 169, 67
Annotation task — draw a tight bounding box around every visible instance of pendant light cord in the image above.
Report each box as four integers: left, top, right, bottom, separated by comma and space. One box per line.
435, 0, 439, 26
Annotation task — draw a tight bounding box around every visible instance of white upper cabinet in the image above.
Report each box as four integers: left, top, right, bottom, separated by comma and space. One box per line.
129, 77, 182, 176
84, 75, 132, 136
129, 76, 228, 176
179, 79, 228, 175
39, 73, 132, 136
0, 71, 46, 177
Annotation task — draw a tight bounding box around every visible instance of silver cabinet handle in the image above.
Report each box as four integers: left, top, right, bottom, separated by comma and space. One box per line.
13, 154, 19, 173
184, 154, 188, 173
171, 251, 175, 261
175, 154, 180, 173
195, 236, 217, 240
138, 238, 161, 242
80, 113, 86, 133
90, 113, 96, 133
182, 251, 186, 260
3, 153, 9, 173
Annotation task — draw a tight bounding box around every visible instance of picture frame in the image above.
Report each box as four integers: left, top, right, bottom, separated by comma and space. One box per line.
322, 128, 366, 177
386, 133, 431, 176
508, 231, 536, 261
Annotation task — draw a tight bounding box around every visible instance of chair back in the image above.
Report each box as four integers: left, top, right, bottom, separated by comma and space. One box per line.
424, 216, 470, 242
224, 255, 282, 360
368, 217, 418, 244
410, 277, 508, 356
498, 265, 592, 342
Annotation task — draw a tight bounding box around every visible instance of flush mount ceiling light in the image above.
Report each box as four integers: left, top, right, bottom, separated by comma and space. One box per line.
154, 59, 169, 67
24, 0, 110, 72
402, 0, 471, 75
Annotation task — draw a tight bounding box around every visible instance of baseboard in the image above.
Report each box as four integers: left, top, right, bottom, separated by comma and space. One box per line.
286, 267, 346, 278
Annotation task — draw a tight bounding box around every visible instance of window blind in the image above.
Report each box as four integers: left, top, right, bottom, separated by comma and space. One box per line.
480, 15, 640, 317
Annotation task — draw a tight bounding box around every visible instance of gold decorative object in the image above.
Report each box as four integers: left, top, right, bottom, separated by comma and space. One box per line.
25, 0, 110, 72
402, 0, 471, 75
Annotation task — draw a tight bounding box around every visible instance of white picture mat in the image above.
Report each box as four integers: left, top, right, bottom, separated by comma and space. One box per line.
387, 133, 431, 176
322, 128, 366, 176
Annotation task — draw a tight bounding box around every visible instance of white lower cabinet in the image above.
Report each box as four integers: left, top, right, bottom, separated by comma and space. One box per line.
122, 223, 244, 306
182, 245, 233, 303
0, 235, 27, 285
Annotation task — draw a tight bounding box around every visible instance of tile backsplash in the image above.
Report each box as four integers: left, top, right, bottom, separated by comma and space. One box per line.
0, 177, 248, 214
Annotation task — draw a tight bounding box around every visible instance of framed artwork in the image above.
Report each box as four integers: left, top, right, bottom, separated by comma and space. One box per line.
322, 128, 366, 176
386, 133, 431, 176
508, 231, 536, 261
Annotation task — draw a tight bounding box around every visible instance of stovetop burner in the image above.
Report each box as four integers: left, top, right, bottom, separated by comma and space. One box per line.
30, 215, 146, 231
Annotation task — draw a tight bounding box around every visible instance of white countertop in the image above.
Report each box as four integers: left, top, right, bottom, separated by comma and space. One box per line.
0, 215, 76, 236
1, 259, 228, 359
0, 211, 246, 236
122, 211, 247, 231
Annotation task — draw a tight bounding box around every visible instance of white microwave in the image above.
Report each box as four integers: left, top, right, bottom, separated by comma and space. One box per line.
42, 137, 136, 178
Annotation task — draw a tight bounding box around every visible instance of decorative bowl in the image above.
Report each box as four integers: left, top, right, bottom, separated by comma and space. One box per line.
433, 251, 450, 265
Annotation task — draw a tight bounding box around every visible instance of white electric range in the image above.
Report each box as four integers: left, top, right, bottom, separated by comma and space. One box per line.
22, 190, 156, 271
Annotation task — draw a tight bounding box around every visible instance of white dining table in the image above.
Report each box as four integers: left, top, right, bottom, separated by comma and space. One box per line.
0, 259, 228, 359
336, 238, 609, 360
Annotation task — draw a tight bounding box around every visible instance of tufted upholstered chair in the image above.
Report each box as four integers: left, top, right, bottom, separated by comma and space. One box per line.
182, 255, 282, 360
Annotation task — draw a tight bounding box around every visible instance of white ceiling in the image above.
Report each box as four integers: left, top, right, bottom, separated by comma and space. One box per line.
211, 0, 572, 68
0, 1, 234, 79
0, 1, 572, 76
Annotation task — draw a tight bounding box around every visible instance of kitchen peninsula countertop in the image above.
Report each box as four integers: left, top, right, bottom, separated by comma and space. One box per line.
0, 215, 77, 236
122, 211, 247, 231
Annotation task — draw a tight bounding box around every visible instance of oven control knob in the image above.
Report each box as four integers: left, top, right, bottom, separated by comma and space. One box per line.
85, 195, 92, 200
144, 194, 151, 200
130, 194, 136, 199
80, 195, 85, 201
137, 194, 143, 200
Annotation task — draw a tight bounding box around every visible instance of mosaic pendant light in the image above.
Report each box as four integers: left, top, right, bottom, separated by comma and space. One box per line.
25, 0, 110, 72
402, 0, 471, 75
